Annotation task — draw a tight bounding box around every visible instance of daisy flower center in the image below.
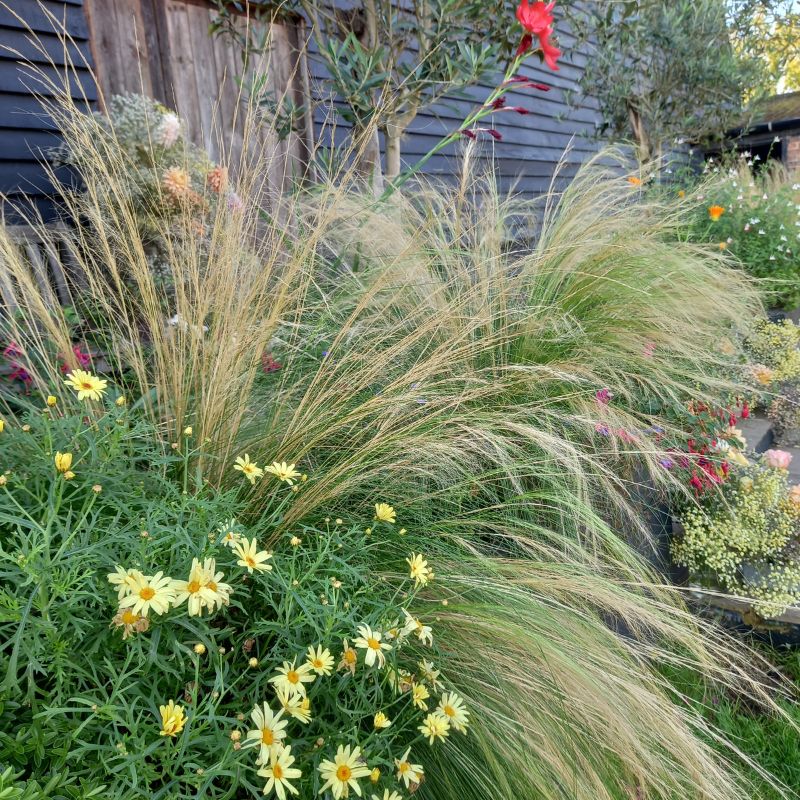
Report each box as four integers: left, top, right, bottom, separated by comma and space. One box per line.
313, 658, 323, 668
367, 637, 381, 650
207, 580, 217, 591
122, 610, 138, 625
287, 670, 299, 684
261, 729, 274, 745
398, 762, 409, 775
187, 580, 201, 593
245, 556, 256, 567
139, 587, 155, 600
80, 381, 93, 390
336, 765, 352, 782
273, 764, 284, 779
444, 705, 455, 717
345, 651, 356, 663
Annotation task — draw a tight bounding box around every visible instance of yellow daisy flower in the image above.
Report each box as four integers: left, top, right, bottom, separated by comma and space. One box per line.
373, 711, 392, 729
373, 503, 396, 523
318, 744, 371, 800
246, 702, 288, 763
172, 557, 231, 616
411, 682, 430, 711
63, 369, 107, 401
118, 572, 176, 617
159, 699, 186, 737
275, 688, 313, 724
394, 746, 424, 789
107, 566, 145, 600
264, 461, 301, 485
46, 395, 57, 406
419, 712, 450, 745
234, 454, 263, 484
371, 792, 402, 800
354, 624, 392, 668
111, 607, 148, 639
269, 658, 316, 698
418, 659, 443, 690
406, 553, 433, 587
437, 691, 469, 733
306, 644, 334, 676
257, 744, 302, 800
402, 609, 432, 646
54, 451, 73, 473
338, 638, 358, 675
234, 537, 273, 573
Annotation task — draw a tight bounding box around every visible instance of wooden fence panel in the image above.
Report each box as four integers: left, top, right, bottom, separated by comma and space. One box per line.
83, 0, 312, 192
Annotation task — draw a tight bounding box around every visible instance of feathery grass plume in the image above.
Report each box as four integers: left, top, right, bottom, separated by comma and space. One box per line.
0, 28, 794, 800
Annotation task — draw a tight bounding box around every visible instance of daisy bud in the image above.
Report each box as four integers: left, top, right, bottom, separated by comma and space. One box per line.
230, 730, 242, 742
183, 426, 192, 436
442, 599, 449, 606
290, 536, 301, 546
22, 424, 31, 432
291, 485, 299, 493
365, 527, 372, 535
324, 517, 330, 522
233, 741, 241, 750
92, 484, 102, 493
140, 531, 149, 538
236, 712, 245, 721
171, 442, 179, 450
0, 476, 7, 486
301, 474, 308, 482
116, 396, 127, 407
63, 471, 76, 480
335, 518, 343, 525
315, 737, 325, 748
248, 657, 259, 667
218, 647, 226, 654
370, 768, 381, 783
193, 643, 206, 655
46, 395, 57, 406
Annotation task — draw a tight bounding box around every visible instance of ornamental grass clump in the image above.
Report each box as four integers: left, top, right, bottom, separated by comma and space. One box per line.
674, 453, 800, 618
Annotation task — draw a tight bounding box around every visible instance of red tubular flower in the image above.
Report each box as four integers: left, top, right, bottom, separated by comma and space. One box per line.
515, 0, 562, 70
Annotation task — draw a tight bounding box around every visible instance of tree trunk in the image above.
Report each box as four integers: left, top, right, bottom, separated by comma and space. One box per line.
384, 127, 402, 180
353, 124, 384, 195
627, 101, 651, 163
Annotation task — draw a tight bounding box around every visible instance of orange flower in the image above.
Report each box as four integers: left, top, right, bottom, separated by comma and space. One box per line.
163, 167, 192, 199
708, 205, 725, 221
677, 189, 685, 198
718, 241, 727, 250
627, 176, 642, 186
207, 165, 228, 194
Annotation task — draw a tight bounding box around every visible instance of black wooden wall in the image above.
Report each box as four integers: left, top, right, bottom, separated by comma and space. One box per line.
0, 0, 95, 222
308, 13, 603, 197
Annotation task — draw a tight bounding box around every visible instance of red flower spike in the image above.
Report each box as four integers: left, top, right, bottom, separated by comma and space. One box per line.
460, 129, 477, 140
515, 0, 561, 70
487, 129, 503, 141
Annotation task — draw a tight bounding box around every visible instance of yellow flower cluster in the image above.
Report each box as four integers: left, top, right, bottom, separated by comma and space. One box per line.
234, 455, 305, 487
107, 556, 233, 636
674, 466, 800, 617
745, 319, 800, 385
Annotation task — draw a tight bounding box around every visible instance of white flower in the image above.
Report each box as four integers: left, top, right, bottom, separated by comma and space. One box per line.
155, 112, 181, 147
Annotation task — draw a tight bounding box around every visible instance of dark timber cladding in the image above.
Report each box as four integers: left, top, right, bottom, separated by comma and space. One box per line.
308, 11, 603, 198
0, 0, 95, 222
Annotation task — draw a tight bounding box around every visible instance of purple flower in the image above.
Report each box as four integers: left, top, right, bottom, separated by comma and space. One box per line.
659, 458, 674, 469
595, 422, 610, 436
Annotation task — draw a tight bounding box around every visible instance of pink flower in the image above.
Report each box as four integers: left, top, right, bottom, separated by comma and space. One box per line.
643, 341, 656, 358
595, 388, 613, 405
789, 485, 800, 506
764, 449, 793, 470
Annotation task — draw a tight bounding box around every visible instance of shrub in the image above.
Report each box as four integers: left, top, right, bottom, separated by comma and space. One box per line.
678, 157, 800, 309
0, 391, 462, 798
673, 455, 800, 617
